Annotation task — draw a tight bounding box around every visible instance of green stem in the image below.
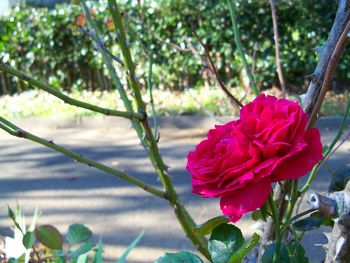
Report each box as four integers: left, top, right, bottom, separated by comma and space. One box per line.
148, 56, 159, 140
0, 62, 145, 121
300, 98, 350, 194
283, 180, 298, 221
268, 193, 282, 263
281, 208, 316, 233
0, 117, 166, 200
107, 1, 210, 259
108, 0, 145, 111
227, 0, 259, 96
280, 179, 298, 234
80, 0, 146, 146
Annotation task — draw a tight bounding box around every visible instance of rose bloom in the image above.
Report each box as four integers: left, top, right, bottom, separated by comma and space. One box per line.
186, 94, 323, 222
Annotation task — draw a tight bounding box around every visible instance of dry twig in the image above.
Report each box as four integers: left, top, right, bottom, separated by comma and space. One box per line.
269, 0, 287, 97
189, 19, 243, 109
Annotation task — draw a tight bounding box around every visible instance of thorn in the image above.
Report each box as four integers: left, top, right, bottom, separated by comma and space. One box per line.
311, 45, 325, 58
155, 132, 160, 143
173, 204, 178, 211
323, 232, 332, 243
304, 73, 316, 82
164, 163, 171, 172
125, 39, 130, 48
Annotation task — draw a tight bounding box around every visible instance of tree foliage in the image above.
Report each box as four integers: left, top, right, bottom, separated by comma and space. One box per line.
0, 0, 348, 95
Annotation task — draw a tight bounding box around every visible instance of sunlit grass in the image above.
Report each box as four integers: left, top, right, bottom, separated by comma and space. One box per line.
0, 87, 348, 118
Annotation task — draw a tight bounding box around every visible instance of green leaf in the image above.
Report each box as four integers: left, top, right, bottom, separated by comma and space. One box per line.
192, 216, 229, 236
8, 205, 15, 220
251, 210, 262, 221
262, 243, 290, 263
251, 203, 270, 222
22, 231, 36, 249
117, 231, 144, 263
155, 251, 204, 263
287, 243, 309, 263
227, 233, 260, 263
320, 213, 334, 227
292, 214, 322, 232
328, 165, 350, 192
35, 225, 63, 250
260, 203, 270, 221
68, 240, 95, 258
7, 205, 23, 233
208, 224, 245, 263
93, 236, 103, 263
77, 252, 89, 263
66, 223, 93, 244
54, 250, 65, 263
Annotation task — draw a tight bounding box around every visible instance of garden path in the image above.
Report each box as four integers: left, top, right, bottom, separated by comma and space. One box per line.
0, 116, 349, 262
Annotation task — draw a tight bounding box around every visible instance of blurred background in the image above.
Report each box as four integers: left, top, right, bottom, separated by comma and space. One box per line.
0, 0, 348, 117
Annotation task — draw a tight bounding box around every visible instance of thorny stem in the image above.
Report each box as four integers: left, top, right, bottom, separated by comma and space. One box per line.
300, 98, 350, 194
260, 2, 350, 259
107, 0, 210, 259
303, 0, 350, 115
227, 0, 259, 96
190, 19, 243, 109
0, 117, 167, 200
136, 5, 159, 141
306, 19, 350, 130
0, 62, 145, 121
108, 0, 145, 112
80, 0, 146, 147
269, 0, 287, 97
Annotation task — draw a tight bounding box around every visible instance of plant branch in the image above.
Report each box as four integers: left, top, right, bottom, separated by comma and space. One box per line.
306, 19, 350, 130
302, 0, 350, 115
0, 117, 167, 200
190, 19, 243, 109
269, 0, 287, 97
268, 193, 282, 263
300, 98, 350, 194
283, 180, 298, 221
148, 56, 159, 141
0, 62, 145, 121
107, 0, 210, 259
227, 0, 259, 96
78, 26, 124, 67
80, 0, 146, 147
108, 0, 145, 112
280, 208, 317, 233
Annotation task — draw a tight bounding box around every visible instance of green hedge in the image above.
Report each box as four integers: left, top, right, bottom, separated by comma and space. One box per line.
0, 0, 348, 95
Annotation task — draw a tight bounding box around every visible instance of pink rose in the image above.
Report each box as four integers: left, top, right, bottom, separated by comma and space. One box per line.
186, 94, 323, 222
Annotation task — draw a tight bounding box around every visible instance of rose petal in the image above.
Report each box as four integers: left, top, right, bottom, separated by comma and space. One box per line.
272, 128, 323, 181
220, 177, 271, 222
